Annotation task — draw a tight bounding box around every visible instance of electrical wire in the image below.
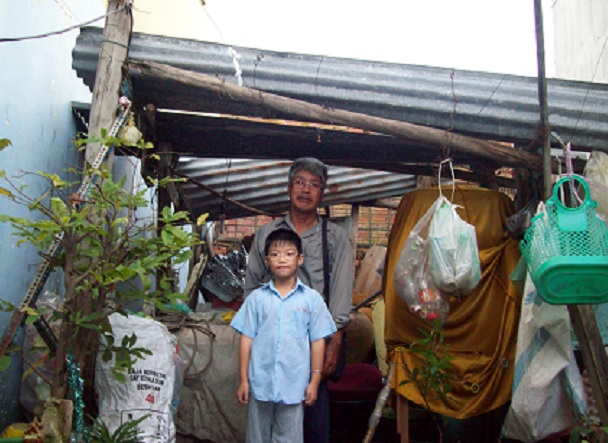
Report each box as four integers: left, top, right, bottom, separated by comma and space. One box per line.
0, 4, 129, 43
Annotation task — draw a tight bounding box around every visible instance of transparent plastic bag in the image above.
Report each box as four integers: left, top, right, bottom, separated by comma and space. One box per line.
393, 197, 450, 325
428, 196, 481, 295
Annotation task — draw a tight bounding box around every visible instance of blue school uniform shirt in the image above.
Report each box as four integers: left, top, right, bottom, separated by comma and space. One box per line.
230, 278, 337, 404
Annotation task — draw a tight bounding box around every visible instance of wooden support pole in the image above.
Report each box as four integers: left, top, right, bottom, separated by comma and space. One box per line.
350, 204, 360, 264
86, 0, 132, 166
534, 0, 553, 200
128, 60, 543, 170
568, 305, 608, 423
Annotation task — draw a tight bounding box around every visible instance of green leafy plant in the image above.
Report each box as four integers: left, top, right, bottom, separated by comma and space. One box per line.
570, 416, 608, 443
87, 414, 149, 443
0, 133, 201, 402
399, 319, 457, 440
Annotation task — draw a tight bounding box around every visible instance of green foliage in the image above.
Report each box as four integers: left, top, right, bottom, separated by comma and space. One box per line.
399, 320, 457, 406
399, 319, 457, 438
570, 417, 608, 443
0, 355, 10, 371
87, 414, 149, 443
100, 330, 152, 383
0, 135, 201, 382
0, 138, 11, 151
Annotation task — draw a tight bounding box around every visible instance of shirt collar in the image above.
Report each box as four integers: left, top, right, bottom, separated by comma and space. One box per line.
283, 213, 322, 237
264, 277, 304, 299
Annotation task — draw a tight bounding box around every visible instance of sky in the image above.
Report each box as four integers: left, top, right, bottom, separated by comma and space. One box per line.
134, 0, 556, 78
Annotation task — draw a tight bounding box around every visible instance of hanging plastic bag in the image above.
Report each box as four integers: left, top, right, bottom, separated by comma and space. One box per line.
427, 160, 481, 296
393, 193, 450, 325
583, 149, 608, 219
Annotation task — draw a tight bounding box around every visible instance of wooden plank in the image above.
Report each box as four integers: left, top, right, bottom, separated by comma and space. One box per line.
351, 204, 360, 263
128, 60, 544, 170
85, 0, 132, 165
354, 245, 386, 297
396, 392, 410, 443
568, 305, 608, 424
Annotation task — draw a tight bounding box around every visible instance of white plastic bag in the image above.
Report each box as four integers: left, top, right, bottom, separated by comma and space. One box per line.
584, 150, 608, 219
96, 314, 177, 443
428, 196, 481, 295
393, 197, 450, 324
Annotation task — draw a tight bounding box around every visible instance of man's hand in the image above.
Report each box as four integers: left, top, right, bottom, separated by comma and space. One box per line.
322, 330, 343, 380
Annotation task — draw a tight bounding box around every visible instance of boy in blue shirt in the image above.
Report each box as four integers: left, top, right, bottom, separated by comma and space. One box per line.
231, 228, 337, 443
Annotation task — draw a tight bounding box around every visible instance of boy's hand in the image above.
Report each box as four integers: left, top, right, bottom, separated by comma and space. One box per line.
305, 382, 319, 406
236, 381, 249, 404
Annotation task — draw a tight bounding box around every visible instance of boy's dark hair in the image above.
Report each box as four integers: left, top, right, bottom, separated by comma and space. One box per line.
288, 157, 328, 189
264, 228, 302, 255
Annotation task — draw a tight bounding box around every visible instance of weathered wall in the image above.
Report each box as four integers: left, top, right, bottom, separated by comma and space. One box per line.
0, 0, 104, 429
552, 0, 608, 82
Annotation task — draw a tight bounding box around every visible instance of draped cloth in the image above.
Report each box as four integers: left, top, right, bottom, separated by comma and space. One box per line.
384, 186, 522, 419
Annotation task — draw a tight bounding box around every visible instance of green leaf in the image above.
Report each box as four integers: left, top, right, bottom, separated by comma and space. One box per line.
0, 186, 14, 200
0, 355, 11, 371
112, 370, 126, 384
39, 172, 65, 188
102, 350, 112, 363
0, 139, 11, 151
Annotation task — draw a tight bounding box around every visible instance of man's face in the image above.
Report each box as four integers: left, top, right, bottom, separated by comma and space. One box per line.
288, 170, 324, 214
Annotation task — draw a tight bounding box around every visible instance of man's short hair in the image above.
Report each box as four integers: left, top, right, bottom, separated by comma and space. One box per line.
288, 157, 328, 189
264, 228, 303, 255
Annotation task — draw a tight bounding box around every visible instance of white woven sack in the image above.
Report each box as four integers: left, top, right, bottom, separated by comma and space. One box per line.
502, 270, 586, 442
96, 313, 177, 443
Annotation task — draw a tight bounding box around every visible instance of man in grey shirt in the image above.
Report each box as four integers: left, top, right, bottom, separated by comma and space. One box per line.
244, 157, 354, 443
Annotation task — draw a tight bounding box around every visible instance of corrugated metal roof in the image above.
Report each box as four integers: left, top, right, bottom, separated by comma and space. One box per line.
71, 27, 605, 220
73, 26, 608, 153
174, 158, 416, 221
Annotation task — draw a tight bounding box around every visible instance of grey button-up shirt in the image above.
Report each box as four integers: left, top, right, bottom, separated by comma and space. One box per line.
244, 214, 354, 330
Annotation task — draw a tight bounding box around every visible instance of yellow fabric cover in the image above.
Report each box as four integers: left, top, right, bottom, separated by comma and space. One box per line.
383, 186, 522, 419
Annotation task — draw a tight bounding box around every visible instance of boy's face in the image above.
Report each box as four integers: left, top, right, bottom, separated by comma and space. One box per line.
265, 240, 304, 280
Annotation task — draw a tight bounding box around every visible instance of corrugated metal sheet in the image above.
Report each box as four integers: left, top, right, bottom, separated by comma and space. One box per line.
73, 26, 608, 152
175, 158, 416, 221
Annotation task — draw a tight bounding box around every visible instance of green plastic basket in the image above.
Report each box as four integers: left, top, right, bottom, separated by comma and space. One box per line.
520, 175, 608, 304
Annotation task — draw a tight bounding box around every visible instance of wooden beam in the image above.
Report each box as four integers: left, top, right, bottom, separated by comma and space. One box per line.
362, 198, 400, 210
330, 161, 517, 188
86, 0, 132, 165
128, 60, 543, 170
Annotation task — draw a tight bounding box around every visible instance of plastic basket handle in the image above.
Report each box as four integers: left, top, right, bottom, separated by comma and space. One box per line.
551, 175, 596, 232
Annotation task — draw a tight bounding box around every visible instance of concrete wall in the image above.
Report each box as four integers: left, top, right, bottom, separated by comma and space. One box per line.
0, 0, 104, 429
552, 0, 608, 82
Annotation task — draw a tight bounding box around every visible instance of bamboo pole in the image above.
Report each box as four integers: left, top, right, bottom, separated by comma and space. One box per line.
128, 60, 543, 170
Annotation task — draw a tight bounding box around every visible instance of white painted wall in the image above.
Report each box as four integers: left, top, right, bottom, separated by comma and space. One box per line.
552, 0, 608, 82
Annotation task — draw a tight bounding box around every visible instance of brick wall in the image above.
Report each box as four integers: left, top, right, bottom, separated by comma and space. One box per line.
216, 203, 398, 254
